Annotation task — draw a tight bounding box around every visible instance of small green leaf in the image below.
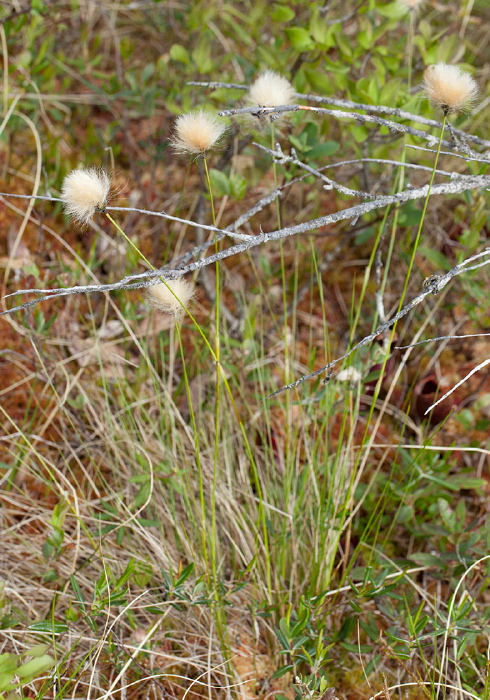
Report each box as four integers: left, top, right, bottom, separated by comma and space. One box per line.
279, 617, 290, 638
25, 644, 50, 658
170, 44, 191, 65
272, 664, 294, 679
0, 671, 15, 692
133, 480, 151, 509
15, 654, 55, 679
28, 621, 68, 634
376, 2, 407, 18
229, 173, 247, 200
271, 4, 295, 22
308, 141, 339, 159
438, 499, 457, 534
70, 575, 86, 609
285, 27, 315, 52
446, 475, 484, 491
209, 169, 230, 197
418, 247, 450, 271
176, 562, 195, 586
341, 642, 372, 653
409, 552, 442, 567
0, 654, 17, 674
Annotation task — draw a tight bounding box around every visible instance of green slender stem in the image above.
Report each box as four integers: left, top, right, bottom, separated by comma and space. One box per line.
107, 211, 211, 572
272, 122, 292, 588
398, 114, 447, 311
105, 212, 213, 359
344, 121, 447, 589
105, 212, 154, 270
202, 156, 216, 230
176, 322, 208, 571
203, 155, 221, 610
105, 209, 271, 593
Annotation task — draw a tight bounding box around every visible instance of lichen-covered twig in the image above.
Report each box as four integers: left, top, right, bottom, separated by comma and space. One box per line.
2, 175, 490, 318
255, 142, 392, 199
266, 247, 490, 399
218, 103, 459, 151
189, 80, 490, 149
0, 193, 253, 242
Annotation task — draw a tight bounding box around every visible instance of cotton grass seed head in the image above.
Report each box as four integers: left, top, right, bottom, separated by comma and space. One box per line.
61, 167, 111, 225
171, 110, 226, 155
248, 70, 295, 107
146, 279, 194, 320
423, 63, 478, 114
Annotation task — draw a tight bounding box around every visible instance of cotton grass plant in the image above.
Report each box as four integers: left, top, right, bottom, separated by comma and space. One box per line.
249, 70, 298, 546
170, 107, 271, 646
2, 8, 490, 699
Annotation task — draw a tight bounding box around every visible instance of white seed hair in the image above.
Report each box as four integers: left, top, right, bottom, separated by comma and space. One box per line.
170, 110, 226, 155
423, 63, 479, 114
61, 167, 111, 225
336, 367, 362, 383
146, 278, 194, 319
248, 70, 295, 108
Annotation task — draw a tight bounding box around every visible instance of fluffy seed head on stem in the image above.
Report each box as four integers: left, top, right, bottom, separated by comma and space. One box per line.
146, 279, 194, 320
170, 110, 226, 155
423, 63, 478, 114
248, 70, 295, 107
61, 167, 111, 225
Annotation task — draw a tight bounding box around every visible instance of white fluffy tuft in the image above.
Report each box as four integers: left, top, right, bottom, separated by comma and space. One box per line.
336, 367, 362, 384
423, 63, 478, 114
146, 278, 195, 320
248, 70, 295, 108
61, 167, 111, 225
171, 110, 226, 155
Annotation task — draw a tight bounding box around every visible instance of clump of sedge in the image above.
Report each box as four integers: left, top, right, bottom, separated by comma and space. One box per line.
248, 70, 295, 108
170, 110, 226, 155
61, 167, 112, 225
423, 63, 479, 114
146, 279, 194, 320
